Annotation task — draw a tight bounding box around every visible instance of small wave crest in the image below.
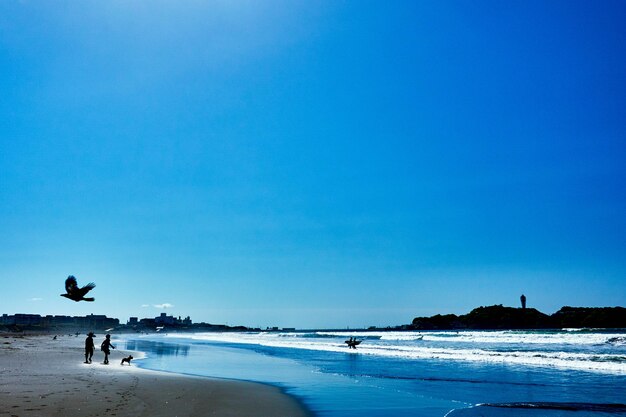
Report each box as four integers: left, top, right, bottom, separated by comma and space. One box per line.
446, 402, 626, 416
346, 374, 550, 387
479, 402, 626, 412
606, 337, 626, 346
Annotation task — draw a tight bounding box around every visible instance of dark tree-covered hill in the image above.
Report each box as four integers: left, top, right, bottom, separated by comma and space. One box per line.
411, 305, 626, 330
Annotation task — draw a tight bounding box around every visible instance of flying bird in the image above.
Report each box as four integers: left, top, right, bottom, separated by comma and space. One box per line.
61, 275, 96, 302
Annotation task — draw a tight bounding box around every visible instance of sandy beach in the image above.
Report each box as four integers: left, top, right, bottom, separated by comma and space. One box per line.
0, 333, 310, 417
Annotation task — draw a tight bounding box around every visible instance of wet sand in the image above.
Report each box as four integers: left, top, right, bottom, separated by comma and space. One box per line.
0, 333, 310, 417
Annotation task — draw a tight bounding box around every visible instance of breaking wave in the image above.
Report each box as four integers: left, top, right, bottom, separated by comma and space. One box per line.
164, 329, 626, 374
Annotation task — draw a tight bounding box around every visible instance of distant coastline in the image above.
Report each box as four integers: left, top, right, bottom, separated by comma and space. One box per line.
2, 305, 625, 333
0, 312, 252, 334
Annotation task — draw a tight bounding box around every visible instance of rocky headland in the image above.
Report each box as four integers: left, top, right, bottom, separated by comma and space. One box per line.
411, 305, 626, 330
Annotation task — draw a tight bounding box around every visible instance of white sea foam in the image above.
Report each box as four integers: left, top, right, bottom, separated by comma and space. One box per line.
164, 330, 626, 374
318, 330, 626, 345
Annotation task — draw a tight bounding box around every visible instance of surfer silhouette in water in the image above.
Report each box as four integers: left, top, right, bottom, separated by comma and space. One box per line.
345, 337, 361, 349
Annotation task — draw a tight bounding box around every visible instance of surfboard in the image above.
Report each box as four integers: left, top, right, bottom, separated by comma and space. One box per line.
345, 339, 362, 348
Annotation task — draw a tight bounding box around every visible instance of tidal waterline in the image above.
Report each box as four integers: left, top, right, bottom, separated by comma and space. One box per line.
120, 330, 626, 417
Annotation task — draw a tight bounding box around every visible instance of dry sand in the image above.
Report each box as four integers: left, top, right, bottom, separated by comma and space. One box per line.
0, 333, 310, 417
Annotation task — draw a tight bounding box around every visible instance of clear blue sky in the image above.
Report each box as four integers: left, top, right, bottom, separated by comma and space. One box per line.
1, 1, 624, 329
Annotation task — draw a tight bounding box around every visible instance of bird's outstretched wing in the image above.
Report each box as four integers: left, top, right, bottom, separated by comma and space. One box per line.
65, 276, 78, 293
78, 282, 96, 297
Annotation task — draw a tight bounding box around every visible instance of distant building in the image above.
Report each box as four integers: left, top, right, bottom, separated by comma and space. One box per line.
0, 312, 204, 331
0, 313, 117, 329
140, 318, 156, 327
77, 314, 119, 329
155, 313, 177, 326
52, 315, 75, 326
14, 314, 43, 326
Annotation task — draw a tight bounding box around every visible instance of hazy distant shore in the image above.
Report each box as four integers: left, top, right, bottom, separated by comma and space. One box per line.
0, 334, 310, 417
3, 305, 625, 335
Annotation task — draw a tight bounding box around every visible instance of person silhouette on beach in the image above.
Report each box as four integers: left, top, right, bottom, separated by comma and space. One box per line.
84, 332, 95, 364
101, 334, 115, 365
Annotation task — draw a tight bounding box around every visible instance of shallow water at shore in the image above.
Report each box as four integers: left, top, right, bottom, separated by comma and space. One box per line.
120, 330, 626, 417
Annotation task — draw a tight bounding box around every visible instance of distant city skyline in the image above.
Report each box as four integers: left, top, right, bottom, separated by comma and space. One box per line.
1, 1, 625, 328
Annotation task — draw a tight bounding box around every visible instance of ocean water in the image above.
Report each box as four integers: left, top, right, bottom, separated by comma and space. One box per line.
120, 330, 626, 417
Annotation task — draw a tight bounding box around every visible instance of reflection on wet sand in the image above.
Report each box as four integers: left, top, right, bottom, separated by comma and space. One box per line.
124, 340, 190, 357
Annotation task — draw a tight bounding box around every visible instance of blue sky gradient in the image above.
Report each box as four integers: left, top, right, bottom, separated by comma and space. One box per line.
1, 1, 625, 328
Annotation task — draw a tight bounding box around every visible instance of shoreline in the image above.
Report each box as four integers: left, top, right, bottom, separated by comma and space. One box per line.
0, 333, 312, 417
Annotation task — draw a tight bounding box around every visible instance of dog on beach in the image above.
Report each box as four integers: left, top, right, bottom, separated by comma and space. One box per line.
120, 355, 133, 365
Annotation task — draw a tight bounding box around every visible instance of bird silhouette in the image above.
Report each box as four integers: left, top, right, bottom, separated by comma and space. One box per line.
60, 275, 96, 302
